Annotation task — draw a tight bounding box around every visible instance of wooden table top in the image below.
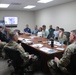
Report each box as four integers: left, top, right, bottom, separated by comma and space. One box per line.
19, 34, 67, 55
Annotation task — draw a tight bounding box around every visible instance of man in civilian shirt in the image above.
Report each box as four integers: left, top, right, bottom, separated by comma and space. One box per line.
24, 24, 31, 33
42, 25, 49, 38
47, 25, 55, 39
3, 26, 11, 42
54, 26, 59, 40
32, 25, 38, 35
0, 26, 6, 42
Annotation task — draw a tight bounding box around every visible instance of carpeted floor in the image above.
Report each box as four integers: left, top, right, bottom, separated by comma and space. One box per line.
0, 58, 50, 75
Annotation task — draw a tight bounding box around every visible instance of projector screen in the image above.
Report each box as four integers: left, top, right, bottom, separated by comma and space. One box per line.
4, 17, 18, 27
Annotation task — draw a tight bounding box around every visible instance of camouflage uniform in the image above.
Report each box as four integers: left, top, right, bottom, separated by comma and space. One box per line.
48, 42, 76, 75
0, 42, 6, 57
58, 34, 67, 43
4, 40, 37, 63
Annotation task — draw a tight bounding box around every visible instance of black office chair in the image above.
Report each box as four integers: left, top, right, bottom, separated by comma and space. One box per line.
14, 29, 20, 35
66, 52, 76, 75
4, 47, 33, 75
0, 48, 3, 58
64, 32, 71, 45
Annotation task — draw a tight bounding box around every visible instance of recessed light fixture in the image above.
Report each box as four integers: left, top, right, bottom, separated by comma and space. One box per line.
0, 4, 10, 8
24, 5, 36, 9
37, 0, 53, 3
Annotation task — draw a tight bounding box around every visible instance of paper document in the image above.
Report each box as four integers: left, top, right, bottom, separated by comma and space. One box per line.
31, 44, 43, 48
40, 47, 57, 54
54, 41, 62, 46
22, 39, 32, 44
30, 36, 37, 39
37, 32, 42, 37
56, 47, 64, 51
48, 41, 63, 46
18, 37, 25, 41
48, 41, 51, 45
23, 39, 31, 41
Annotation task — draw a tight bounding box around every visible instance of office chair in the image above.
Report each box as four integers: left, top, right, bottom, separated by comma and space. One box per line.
64, 32, 70, 45
14, 29, 20, 35
66, 52, 76, 75
4, 47, 33, 75
0, 49, 3, 58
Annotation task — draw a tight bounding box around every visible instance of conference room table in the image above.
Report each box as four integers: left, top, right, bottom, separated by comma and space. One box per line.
18, 33, 67, 73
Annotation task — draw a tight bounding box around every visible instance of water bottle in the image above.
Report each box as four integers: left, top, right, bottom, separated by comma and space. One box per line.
51, 38, 54, 48
61, 41, 64, 48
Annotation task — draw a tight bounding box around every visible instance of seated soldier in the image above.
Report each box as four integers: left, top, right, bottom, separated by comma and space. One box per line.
4, 31, 37, 67
0, 40, 6, 57
47, 29, 76, 75
58, 28, 68, 44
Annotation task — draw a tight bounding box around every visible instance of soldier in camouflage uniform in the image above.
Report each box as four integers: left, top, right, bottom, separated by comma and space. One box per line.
58, 28, 67, 44
0, 40, 6, 57
4, 31, 37, 65
47, 29, 76, 75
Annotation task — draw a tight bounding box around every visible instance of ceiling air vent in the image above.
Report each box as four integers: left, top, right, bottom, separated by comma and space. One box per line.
11, 3, 21, 5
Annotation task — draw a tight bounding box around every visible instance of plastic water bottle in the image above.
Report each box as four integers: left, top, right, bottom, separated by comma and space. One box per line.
61, 41, 64, 47
51, 38, 54, 48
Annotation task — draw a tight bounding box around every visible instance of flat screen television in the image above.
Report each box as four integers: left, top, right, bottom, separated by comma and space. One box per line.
4, 17, 18, 27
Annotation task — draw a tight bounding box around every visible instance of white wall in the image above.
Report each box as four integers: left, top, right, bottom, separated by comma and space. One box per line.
0, 10, 35, 31
35, 1, 76, 31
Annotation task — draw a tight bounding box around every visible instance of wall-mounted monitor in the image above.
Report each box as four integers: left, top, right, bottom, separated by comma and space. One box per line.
4, 17, 18, 27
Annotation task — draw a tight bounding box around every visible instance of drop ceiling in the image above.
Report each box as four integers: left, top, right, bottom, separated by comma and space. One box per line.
0, 0, 75, 11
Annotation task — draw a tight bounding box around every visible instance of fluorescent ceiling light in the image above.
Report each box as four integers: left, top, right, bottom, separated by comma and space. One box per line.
37, 0, 53, 3
0, 4, 10, 8
24, 5, 36, 9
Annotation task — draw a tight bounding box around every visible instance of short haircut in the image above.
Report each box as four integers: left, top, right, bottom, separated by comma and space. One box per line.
56, 26, 59, 29
42, 25, 46, 28
9, 31, 18, 39
71, 29, 76, 37
59, 28, 64, 32
26, 24, 28, 26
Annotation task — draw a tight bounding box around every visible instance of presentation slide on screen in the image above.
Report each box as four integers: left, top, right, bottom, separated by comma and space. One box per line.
4, 17, 18, 25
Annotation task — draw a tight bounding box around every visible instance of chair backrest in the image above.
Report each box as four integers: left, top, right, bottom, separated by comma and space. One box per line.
64, 32, 70, 45
4, 47, 24, 67
64, 32, 70, 41
14, 29, 20, 34
66, 52, 76, 74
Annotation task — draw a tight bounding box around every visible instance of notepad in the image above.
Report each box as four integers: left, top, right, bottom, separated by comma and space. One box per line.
48, 41, 62, 46
56, 47, 64, 51
18, 37, 25, 41
48, 50, 57, 53
22, 39, 32, 44
40, 47, 57, 54
31, 44, 43, 48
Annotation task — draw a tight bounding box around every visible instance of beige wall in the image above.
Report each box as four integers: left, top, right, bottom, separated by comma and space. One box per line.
0, 10, 35, 31
35, 1, 76, 31
0, 1, 76, 32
